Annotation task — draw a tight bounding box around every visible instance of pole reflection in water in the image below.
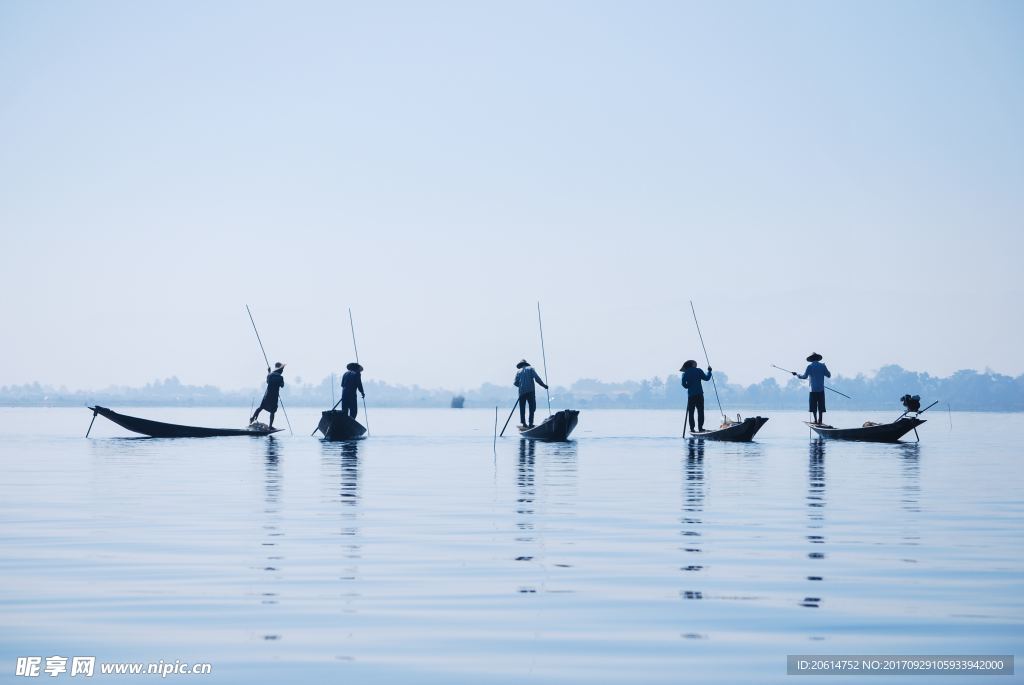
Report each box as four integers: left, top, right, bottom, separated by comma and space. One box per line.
543, 441, 578, 579
543, 442, 578, 516
680, 441, 705, 602
260, 437, 283, 640
803, 439, 826, 608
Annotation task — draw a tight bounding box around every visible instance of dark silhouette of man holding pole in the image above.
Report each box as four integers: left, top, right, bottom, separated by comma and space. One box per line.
514, 359, 548, 428
795, 352, 831, 425
251, 362, 285, 428
340, 362, 365, 419
681, 360, 712, 432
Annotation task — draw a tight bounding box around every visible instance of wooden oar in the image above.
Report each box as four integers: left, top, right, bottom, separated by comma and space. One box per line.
498, 398, 520, 437
771, 364, 852, 399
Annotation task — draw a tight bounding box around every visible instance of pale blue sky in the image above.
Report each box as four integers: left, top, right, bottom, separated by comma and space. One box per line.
1, 1, 1021, 391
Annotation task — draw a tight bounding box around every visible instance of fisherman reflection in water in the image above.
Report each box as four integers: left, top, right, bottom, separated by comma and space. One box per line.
794, 352, 831, 425
250, 362, 285, 428
340, 362, 365, 419
681, 360, 712, 432
514, 359, 548, 429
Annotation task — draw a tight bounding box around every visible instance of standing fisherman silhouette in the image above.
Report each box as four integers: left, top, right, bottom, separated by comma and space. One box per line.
514, 359, 548, 429
681, 360, 713, 432
340, 362, 365, 419
794, 352, 831, 425
250, 362, 285, 428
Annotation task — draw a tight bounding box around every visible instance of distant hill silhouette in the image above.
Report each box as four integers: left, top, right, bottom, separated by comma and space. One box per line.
1, 365, 1021, 411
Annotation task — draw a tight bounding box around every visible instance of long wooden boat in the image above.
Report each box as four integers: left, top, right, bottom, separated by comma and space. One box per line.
805, 417, 925, 443
688, 416, 768, 442
316, 410, 367, 441
88, 405, 281, 438
518, 409, 579, 442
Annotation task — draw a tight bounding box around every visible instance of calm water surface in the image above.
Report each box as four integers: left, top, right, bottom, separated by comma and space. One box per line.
1, 407, 1021, 683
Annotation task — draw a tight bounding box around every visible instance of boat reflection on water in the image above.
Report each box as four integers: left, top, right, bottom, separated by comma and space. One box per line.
333, 440, 362, 509
898, 443, 921, 565
320, 439, 362, 583
512, 439, 579, 596
319, 437, 362, 644
262, 437, 282, 571
803, 439, 826, 609
515, 439, 537, 593
899, 443, 921, 514
259, 437, 284, 640
516, 439, 535, 539
680, 441, 706, 605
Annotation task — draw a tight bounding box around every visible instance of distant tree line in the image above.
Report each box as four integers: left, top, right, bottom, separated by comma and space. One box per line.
1, 365, 1021, 411
523, 365, 1024, 412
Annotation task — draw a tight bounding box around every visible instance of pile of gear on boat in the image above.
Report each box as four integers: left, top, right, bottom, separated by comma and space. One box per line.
86, 351, 938, 444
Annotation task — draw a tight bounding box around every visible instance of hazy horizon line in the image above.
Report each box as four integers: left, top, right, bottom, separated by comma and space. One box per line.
3, 362, 1020, 395
3, 363, 1021, 414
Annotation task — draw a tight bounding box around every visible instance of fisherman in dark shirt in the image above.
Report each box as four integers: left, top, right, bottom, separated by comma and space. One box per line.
680, 360, 712, 432
250, 362, 285, 428
514, 359, 548, 428
794, 352, 831, 425
340, 362, 365, 419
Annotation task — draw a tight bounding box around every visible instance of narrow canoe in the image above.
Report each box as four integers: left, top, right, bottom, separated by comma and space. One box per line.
316, 410, 367, 441
88, 405, 281, 438
518, 409, 579, 442
805, 417, 925, 443
688, 416, 769, 442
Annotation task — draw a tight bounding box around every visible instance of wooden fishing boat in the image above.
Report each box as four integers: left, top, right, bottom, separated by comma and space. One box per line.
805, 417, 925, 443
518, 409, 579, 442
316, 410, 367, 441
87, 405, 281, 438
688, 416, 768, 442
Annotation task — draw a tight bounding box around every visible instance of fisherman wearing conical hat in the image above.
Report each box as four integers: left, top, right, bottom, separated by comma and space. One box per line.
250, 362, 286, 428
793, 352, 831, 425
680, 360, 712, 432
340, 362, 366, 419
514, 359, 548, 429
